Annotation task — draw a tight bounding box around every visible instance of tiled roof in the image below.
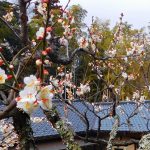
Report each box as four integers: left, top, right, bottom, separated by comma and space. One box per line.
31, 108, 58, 138
0, 100, 149, 140
31, 100, 96, 138
93, 101, 150, 132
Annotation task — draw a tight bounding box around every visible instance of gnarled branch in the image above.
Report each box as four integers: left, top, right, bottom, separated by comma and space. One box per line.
48, 48, 109, 65
0, 99, 16, 120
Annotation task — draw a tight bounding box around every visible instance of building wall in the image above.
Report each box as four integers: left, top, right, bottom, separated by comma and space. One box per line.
37, 140, 105, 150
128, 144, 135, 150
113, 144, 135, 150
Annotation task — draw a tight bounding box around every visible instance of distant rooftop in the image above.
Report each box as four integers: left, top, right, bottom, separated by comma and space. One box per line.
0, 100, 149, 141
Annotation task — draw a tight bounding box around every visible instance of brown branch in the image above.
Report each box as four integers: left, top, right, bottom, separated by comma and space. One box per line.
4, 84, 19, 92
11, 45, 30, 64
0, 91, 8, 104
0, 100, 16, 120
48, 48, 109, 65
17, 41, 42, 79
0, 17, 21, 42
19, 0, 29, 46
81, 101, 110, 139
13, 109, 38, 150
63, 0, 71, 11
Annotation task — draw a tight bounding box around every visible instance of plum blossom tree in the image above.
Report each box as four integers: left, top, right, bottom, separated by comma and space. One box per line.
0, 0, 150, 150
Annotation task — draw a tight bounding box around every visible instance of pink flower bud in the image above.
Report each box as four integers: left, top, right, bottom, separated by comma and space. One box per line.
42, 51, 47, 56
46, 27, 52, 32
0, 59, 4, 66
45, 47, 52, 53
7, 75, 13, 80
0, 47, 3, 52
42, 0, 49, 3
43, 69, 49, 75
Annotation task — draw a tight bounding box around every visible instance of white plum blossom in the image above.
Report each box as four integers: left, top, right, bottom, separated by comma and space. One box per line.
37, 1, 46, 16
66, 73, 73, 80
3, 12, 13, 22
105, 49, 116, 57
148, 86, 150, 91
16, 75, 40, 114
0, 68, 7, 84
91, 34, 101, 43
109, 84, 114, 88
122, 72, 128, 79
50, 76, 59, 87
36, 27, 51, 40
36, 59, 42, 66
81, 83, 90, 93
76, 83, 90, 96
31, 117, 46, 123
123, 57, 128, 63
0, 121, 18, 149
16, 85, 38, 114
36, 85, 54, 110
91, 43, 96, 51
44, 59, 50, 65
63, 25, 73, 39
32, 40, 36, 46
133, 90, 140, 100
58, 18, 63, 23
94, 105, 101, 112
64, 80, 72, 87
140, 96, 145, 102
78, 37, 88, 48
70, 17, 75, 24
128, 74, 135, 80
16, 76, 54, 114
24, 75, 40, 89
76, 89, 84, 96
138, 133, 150, 150
36, 27, 44, 39
126, 97, 130, 101
126, 48, 134, 56
115, 88, 120, 94
15, 75, 40, 114
46, 32, 51, 40
59, 37, 69, 47
126, 44, 145, 56
16, 97, 38, 114
137, 44, 145, 54
102, 95, 108, 101
19, 88, 37, 100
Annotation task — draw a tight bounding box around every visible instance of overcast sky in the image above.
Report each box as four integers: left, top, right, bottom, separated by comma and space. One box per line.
7, 0, 150, 29
60, 0, 150, 29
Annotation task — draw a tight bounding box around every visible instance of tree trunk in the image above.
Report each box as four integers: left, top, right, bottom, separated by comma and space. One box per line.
19, 0, 29, 46
13, 109, 37, 150
12, 1, 37, 149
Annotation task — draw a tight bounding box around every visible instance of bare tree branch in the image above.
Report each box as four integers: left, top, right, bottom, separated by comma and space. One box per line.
0, 100, 16, 120
0, 16, 22, 42
48, 48, 109, 65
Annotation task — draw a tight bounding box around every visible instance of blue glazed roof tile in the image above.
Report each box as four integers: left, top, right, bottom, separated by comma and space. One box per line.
93, 101, 150, 132
0, 100, 149, 139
